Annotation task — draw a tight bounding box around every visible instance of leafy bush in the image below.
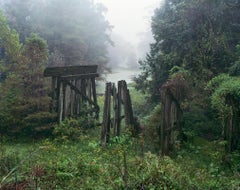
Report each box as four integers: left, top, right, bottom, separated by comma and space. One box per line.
53, 116, 96, 142
183, 105, 221, 140
53, 118, 82, 142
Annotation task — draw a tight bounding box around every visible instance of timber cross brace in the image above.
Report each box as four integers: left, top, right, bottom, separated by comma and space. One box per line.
44, 65, 99, 123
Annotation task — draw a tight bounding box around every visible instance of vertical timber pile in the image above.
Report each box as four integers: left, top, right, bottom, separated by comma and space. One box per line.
101, 80, 136, 146
44, 65, 99, 123
160, 75, 187, 155
101, 82, 112, 146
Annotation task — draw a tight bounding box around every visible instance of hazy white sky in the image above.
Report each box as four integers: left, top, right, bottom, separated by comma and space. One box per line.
95, 0, 163, 45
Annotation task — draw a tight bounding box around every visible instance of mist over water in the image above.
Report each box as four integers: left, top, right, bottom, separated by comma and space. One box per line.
95, 0, 163, 82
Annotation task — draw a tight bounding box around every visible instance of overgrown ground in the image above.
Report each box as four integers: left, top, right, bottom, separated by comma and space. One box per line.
1, 131, 240, 189
0, 86, 240, 189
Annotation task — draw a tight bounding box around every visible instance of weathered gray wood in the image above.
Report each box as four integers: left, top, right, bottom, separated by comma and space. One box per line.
160, 80, 185, 155
64, 85, 71, 118
91, 78, 99, 119
112, 83, 118, 136
62, 82, 67, 120
45, 65, 99, 123
116, 81, 122, 136
126, 89, 134, 125
58, 82, 63, 123
81, 79, 86, 104
60, 73, 99, 80
102, 80, 136, 144
64, 79, 98, 108
121, 81, 134, 128
101, 83, 112, 146
70, 80, 75, 117
50, 77, 57, 112
76, 79, 82, 115
44, 65, 98, 77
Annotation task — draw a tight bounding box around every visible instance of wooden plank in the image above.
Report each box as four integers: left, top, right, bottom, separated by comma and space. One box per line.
122, 80, 134, 127
70, 80, 75, 117
101, 83, 112, 146
112, 83, 118, 136
50, 76, 57, 112
44, 65, 98, 77
116, 81, 123, 136
58, 81, 63, 123
64, 79, 98, 108
91, 78, 99, 119
60, 73, 99, 80
62, 82, 67, 120
126, 89, 134, 125
76, 79, 82, 115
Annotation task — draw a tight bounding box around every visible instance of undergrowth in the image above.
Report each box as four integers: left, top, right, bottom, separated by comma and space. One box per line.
0, 130, 239, 189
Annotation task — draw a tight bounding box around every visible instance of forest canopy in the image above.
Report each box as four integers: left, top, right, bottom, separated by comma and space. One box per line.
135, 0, 240, 101
1, 0, 111, 70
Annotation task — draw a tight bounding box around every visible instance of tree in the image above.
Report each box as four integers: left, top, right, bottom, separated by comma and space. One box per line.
135, 0, 240, 101
0, 11, 22, 81
2, 0, 112, 72
0, 11, 23, 132
206, 74, 240, 152
0, 12, 54, 135
17, 33, 55, 134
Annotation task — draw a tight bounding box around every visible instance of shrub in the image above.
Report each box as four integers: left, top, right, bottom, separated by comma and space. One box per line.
53, 116, 96, 142
142, 104, 161, 152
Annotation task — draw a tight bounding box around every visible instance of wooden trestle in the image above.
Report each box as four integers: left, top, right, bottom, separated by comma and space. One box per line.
44, 65, 99, 123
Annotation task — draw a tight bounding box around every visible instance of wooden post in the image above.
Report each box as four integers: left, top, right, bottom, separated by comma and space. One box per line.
122, 80, 134, 128
101, 83, 112, 146
91, 78, 98, 119
112, 83, 118, 136
81, 79, 87, 116
77, 79, 82, 115
50, 76, 57, 112
70, 80, 75, 117
58, 81, 63, 123
126, 89, 134, 125
117, 81, 122, 136
62, 81, 67, 121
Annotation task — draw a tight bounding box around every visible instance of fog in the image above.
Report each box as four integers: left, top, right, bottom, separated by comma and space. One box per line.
95, 0, 163, 82
95, 0, 162, 44
96, 0, 163, 57
0, 0, 163, 82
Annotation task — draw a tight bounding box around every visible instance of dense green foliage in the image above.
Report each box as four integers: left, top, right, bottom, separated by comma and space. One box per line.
0, 13, 54, 134
134, 0, 240, 149
0, 129, 240, 189
135, 0, 240, 101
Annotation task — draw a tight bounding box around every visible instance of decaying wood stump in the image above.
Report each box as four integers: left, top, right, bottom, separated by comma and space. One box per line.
160, 74, 187, 155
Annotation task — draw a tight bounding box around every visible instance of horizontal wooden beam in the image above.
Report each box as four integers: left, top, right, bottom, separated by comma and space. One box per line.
44, 65, 98, 77
60, 73, 99, 80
